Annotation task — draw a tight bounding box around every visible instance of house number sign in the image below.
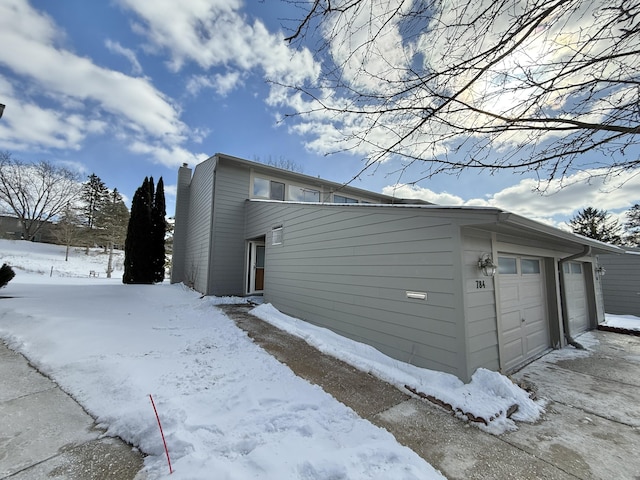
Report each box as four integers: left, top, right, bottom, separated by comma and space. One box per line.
476, 280, 487, 289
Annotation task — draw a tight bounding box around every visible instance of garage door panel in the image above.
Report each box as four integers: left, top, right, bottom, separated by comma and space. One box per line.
500, 284, 519, 305
501, 310, 523, 334
502, 338, 525, 371
520, 281, 543, 302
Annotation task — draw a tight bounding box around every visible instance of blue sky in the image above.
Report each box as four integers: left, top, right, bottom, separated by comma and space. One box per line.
0, 0, 638, 229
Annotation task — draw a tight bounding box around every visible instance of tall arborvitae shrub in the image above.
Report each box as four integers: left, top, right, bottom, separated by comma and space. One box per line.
151, 177, 166, 283
123, 176, 167, 284
123, 177, 154, 284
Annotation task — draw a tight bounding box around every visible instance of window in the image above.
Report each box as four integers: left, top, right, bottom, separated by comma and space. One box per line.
289, 185, 320, 202
253, 177, 270, 198
333, 194, 358, 203
272, 226, 283, 245
253, 177, 285, 201
570, 262, 582, 274
498, 257, 517, 274
521, 258, 541, 274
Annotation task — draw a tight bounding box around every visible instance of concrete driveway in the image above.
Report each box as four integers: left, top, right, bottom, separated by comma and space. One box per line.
0, 342, 144, 480
223, 305, 640, 480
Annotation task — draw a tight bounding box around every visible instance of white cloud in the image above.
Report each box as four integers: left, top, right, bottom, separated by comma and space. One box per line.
186, 72, 243, 97
384, 169, 640, 228
0, 0, 204, 168
105, 39, 143, 75
129, 141, 209, 168
118, 0, 319, 91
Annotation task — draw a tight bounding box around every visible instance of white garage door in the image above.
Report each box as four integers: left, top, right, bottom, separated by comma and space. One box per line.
563, 262, 590, 334
498, 255, 550, 372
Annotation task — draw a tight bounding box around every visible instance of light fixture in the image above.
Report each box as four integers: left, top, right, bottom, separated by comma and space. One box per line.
595, 265, 606, 277
478, 253, 497, 277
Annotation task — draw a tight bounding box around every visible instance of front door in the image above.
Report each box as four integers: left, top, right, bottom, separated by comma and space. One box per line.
247, 241, 265, 294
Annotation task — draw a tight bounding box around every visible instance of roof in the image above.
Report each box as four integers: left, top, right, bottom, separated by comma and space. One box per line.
248, 198, 625, 255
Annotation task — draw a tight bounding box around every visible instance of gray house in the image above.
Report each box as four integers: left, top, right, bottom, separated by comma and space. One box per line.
171, 153, 622, 381
599, 247, 640, 317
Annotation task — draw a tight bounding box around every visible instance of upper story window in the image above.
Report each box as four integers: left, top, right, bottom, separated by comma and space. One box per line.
253, 177, 285, 201
289, 185, 320, 202
333, 194, 358, 203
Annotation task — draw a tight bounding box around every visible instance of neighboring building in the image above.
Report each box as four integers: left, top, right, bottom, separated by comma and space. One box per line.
599, 247, 640, 317
171, 153, 622, 381
0, 215, 23, 240
0, 215, 56, 243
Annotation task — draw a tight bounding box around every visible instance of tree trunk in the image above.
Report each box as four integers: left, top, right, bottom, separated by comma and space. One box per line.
106, 241, 114, 279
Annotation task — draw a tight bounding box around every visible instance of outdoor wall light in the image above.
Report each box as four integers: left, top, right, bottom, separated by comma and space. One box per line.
478, 253, 497, 277
595, 265, 606, 276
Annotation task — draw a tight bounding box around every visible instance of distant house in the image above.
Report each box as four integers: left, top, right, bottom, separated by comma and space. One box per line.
171, 153, 622, 381
599, 247, 640, 317
0, 215, 56, 243
0, 215, 23, 240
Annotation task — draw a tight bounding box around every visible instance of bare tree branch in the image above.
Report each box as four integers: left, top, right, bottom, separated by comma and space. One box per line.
278, 0, 640, 185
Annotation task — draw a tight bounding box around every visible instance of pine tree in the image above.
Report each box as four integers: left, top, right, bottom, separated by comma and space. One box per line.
151, 177, 166, 283
624, 204, 640, 247
82, 174, 109, 229
123, 177, 154, 284
568, 207, 623, 245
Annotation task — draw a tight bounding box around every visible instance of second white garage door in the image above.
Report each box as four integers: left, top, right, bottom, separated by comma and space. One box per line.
563, 261, 590, 334
498, 255, 550, 372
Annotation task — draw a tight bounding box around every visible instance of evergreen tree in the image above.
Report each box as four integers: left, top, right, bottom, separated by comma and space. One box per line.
82, 174, 109, 229
624, 204, 640, 247
151, 177, 166, 283
568, 207, 623, 245
0, 263, 15, 288
123, 177, 154, 284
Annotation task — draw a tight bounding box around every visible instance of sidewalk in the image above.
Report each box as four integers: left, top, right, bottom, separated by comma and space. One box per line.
220, 304, 640, 480
0, 342, 144, 480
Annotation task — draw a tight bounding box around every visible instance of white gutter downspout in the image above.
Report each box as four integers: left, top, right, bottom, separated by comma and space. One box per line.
558, 245, 591, 350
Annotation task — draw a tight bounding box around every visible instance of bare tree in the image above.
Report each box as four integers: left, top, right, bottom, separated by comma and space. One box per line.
0, 152, 81, 241
281, 0, 640, 185
51, 203, 84, 261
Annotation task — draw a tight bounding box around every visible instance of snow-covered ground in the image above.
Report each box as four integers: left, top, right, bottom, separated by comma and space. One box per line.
604, 313, 640, 332
4, 239, 631, 479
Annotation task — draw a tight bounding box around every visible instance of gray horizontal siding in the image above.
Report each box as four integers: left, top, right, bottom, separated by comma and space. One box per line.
600, 252, 640, 316
209, 160, 252, 296
245, 201, 465, 377
183, 158, 215, 292
461, 230, 500, 375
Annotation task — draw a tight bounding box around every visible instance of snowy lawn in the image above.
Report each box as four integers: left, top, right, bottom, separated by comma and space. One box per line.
0, 239, 561, 478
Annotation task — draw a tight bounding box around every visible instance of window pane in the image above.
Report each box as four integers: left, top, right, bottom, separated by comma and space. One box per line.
498, 257, 517, 274
289, 186, 320, 202
255, 246, 265, 267
272, 227, 283, 245
270, 181, 285, 201
334, 194, 358, 203
253, 177, 269, 198
521, 258, 540, 274
305, 189, 320, 202
563, 263, 571, 274
571, 262, 582, 274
